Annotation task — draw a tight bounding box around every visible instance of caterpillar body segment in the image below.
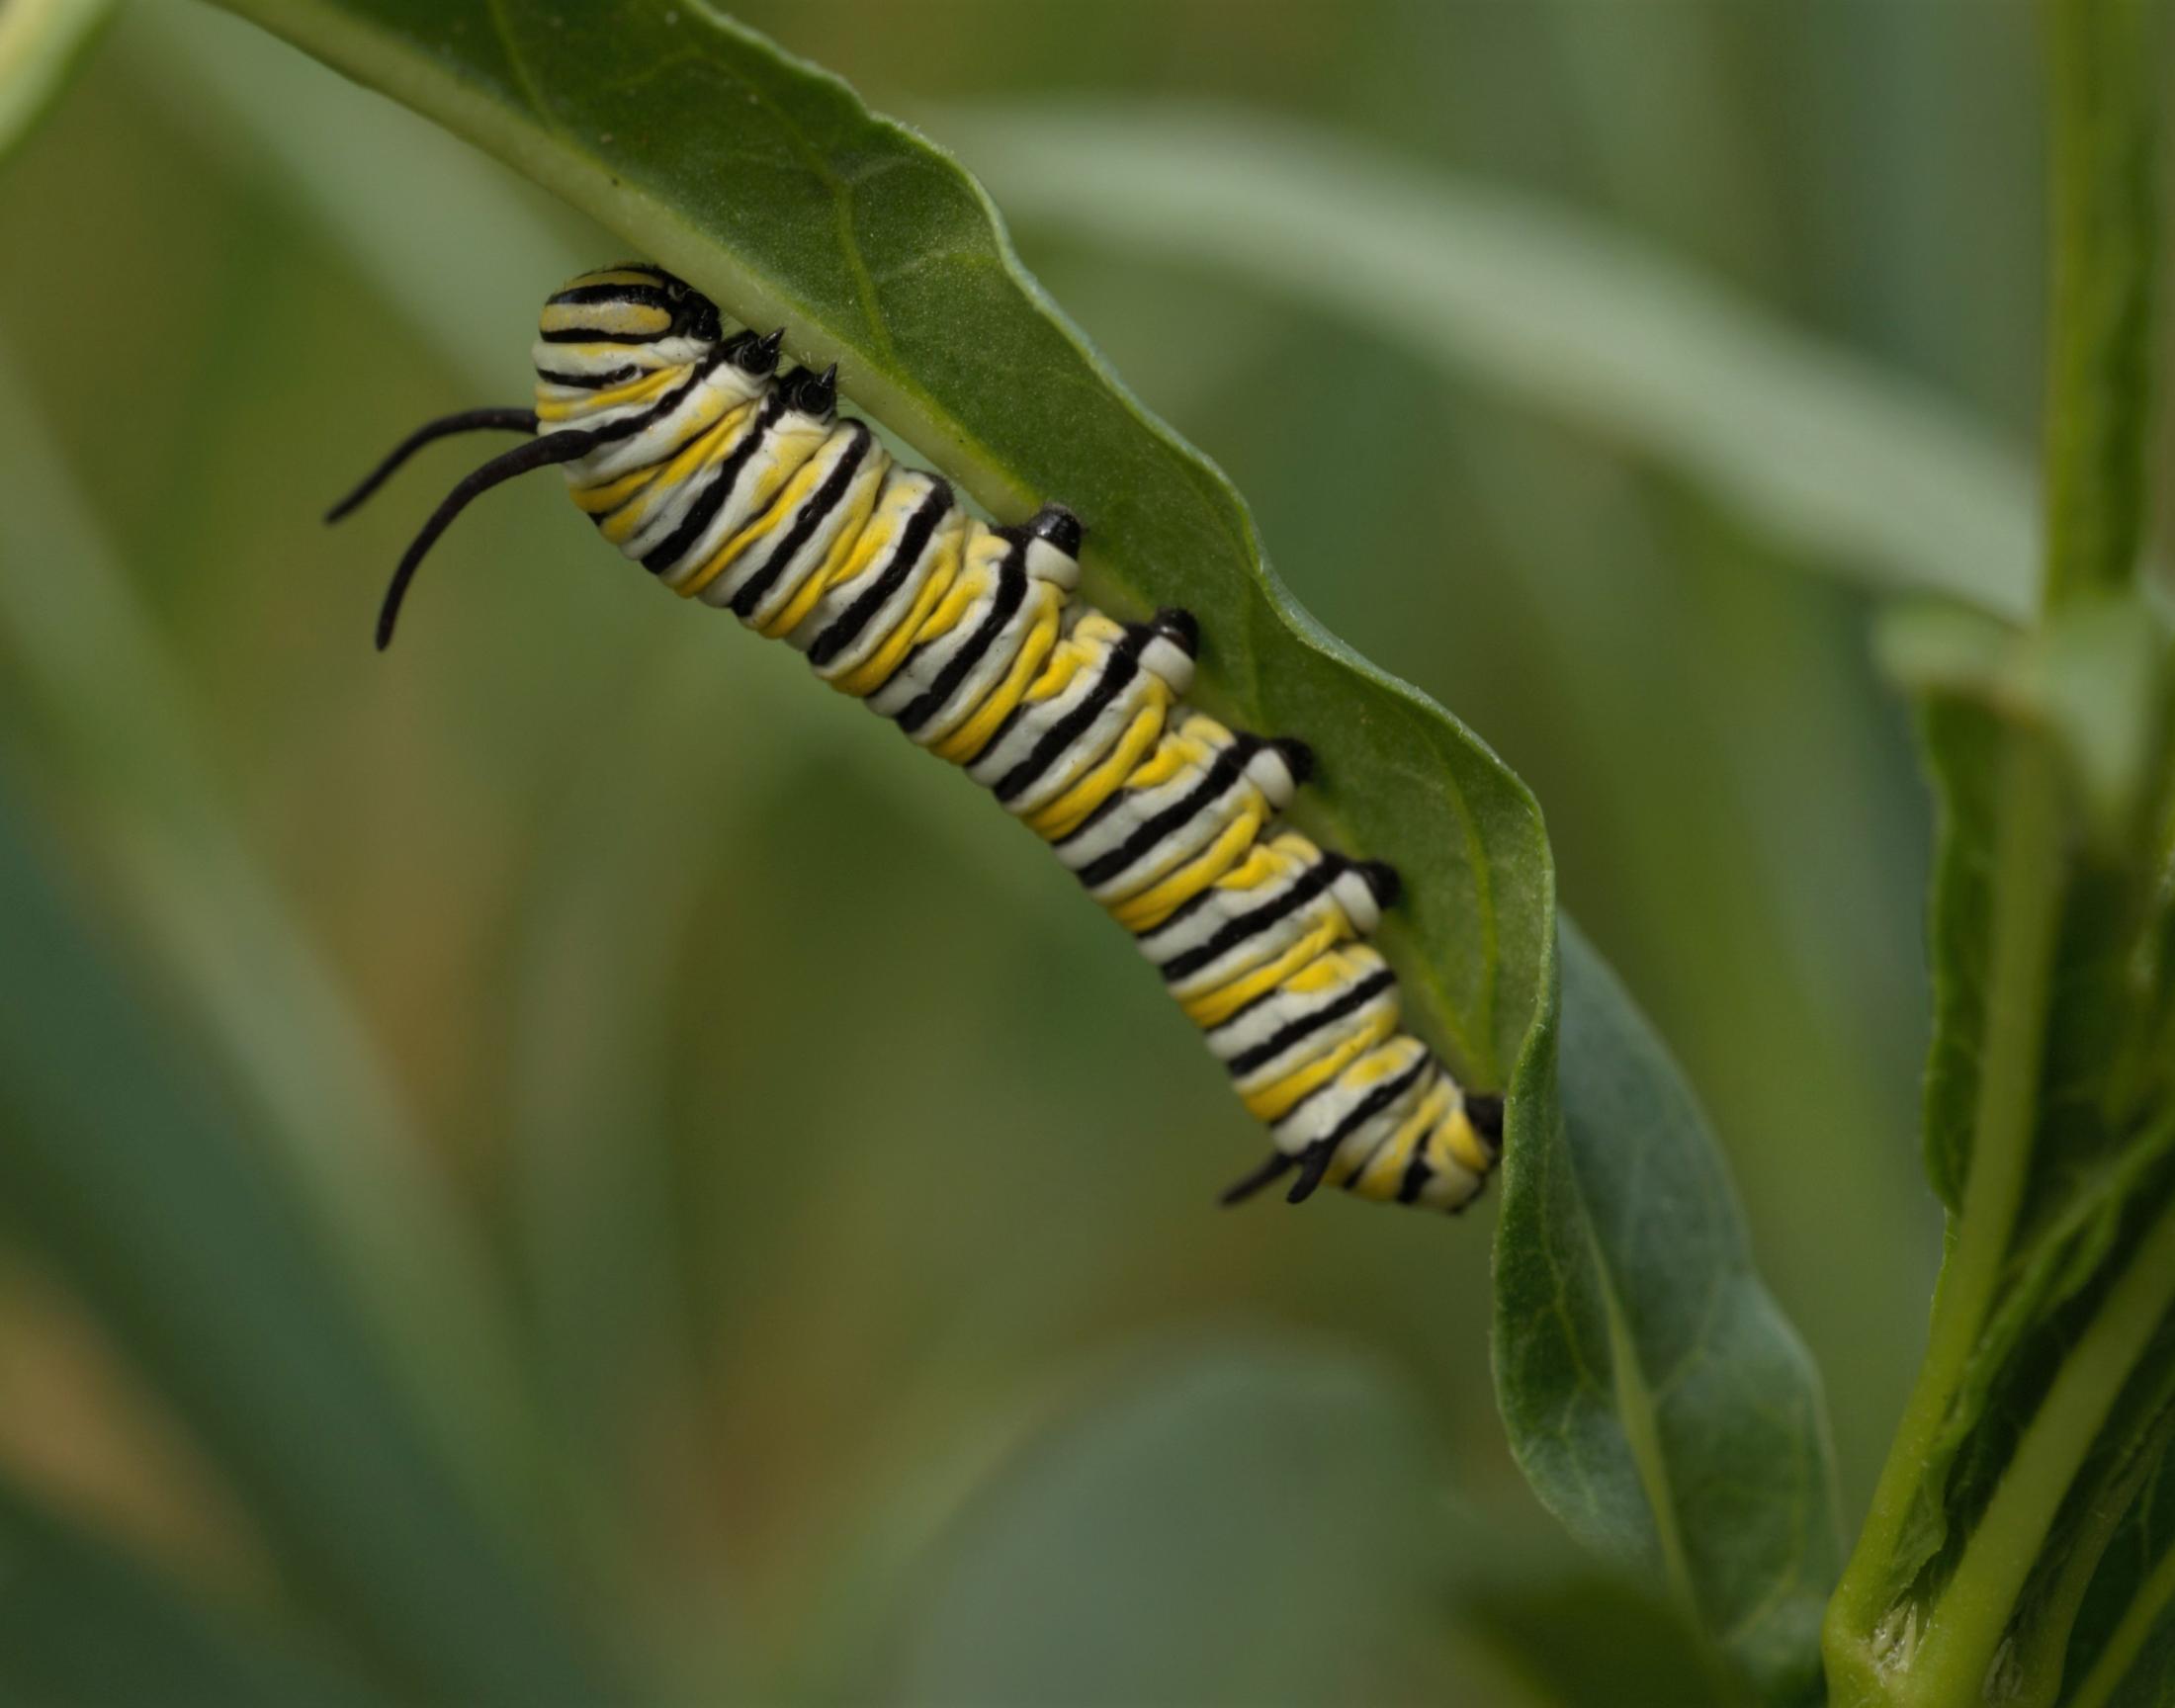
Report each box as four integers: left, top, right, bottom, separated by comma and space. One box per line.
338, 264, 1506, 1215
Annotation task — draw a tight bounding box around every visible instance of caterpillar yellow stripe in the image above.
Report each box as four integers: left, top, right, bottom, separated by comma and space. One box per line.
331, 265, 1505, 1214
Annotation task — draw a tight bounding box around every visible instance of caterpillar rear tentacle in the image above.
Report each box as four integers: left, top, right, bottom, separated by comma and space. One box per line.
331, 263, 1506, 1215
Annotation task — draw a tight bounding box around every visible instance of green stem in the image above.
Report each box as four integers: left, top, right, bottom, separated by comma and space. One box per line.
1907, 1196, 2175, 1703
1984, 1115, 2175, 1703
1823, 731, 2070, 1697
1826, 0, 2167, 1692
2068, 1540, 2175, 1708
2041, 0, 2161, 606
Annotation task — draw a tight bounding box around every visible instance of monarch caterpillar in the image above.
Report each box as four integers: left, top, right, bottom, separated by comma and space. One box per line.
332, 265, 1504, 1212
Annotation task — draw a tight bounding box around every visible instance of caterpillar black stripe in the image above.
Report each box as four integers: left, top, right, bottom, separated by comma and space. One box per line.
329, 264, 1506, 1214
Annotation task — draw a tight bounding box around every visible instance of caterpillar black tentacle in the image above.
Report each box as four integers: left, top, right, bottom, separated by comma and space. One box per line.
373, 429, 604, 649
324, 406, 540, 524
331, 263, 1505, 1215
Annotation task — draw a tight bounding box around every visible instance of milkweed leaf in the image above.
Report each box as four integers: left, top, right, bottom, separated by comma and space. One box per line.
941, 102, 2042, 623
1494, 919, 1842, 1707
887, 1343, 1467, 1706
0, 1477, 388, 1708
0, 789, 613, 1703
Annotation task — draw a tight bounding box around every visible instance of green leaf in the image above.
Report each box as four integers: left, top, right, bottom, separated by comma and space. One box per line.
1459, 1562, 1729, 1708
1493, 918, 1842, 1707
0, 785, 613, 1703
0, 0, 114, 159
0, 332, 552, 1540
203, 0, 1551, 1099
938, 101, 2042, 622
792, 1337, 1723, 1708
880, 1340, 1520, 1707
125, 0, 582, 390
0, 1477, 387, 1708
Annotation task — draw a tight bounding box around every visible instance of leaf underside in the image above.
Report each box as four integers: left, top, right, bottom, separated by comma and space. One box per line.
1495, 920, 1840, 1707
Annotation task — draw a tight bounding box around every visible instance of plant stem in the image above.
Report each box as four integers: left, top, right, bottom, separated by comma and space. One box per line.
2041, 0, 2161, 606
1908, 1195, 2175, 1703
1823, 730, 2070, 1700
1826, 0, 2168, 1693
2068, 1539, 2175, 1708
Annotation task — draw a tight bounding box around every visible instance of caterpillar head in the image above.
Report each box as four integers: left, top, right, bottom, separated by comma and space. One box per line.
533, 269, 794, 441
533, 265, 726, 384
331, 264, 817, 648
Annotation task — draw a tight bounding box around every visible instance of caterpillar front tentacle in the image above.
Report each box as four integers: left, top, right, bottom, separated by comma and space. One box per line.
336, 264, 1504, 1216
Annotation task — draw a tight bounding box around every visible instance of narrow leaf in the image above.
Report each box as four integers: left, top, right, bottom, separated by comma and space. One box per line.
940, 101, 2042, 622
0, 333, 551, 1534
0, 787, 612, 1703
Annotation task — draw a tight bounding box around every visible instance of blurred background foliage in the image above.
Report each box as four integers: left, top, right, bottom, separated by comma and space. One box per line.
0, 0, 2118, 1701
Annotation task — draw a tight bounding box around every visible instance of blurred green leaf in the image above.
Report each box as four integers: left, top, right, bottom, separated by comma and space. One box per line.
0, 1477, 386, 1708
204, 0, 1552, 1103
938, 101, 2042, 622
0, 334, 547, 1534
504, 630, 807, 1630
0, 0, 113, 158
0, 786, 611, 1703
880, 1340, 1527, 1707
128, 0, 580, 387
1460, 1561, 1727, 1708
805, 1337, 1725, 1708
1493, 919, 1842, 1707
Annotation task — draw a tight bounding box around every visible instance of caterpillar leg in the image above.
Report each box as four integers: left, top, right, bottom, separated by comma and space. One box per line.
1287, 1137, 1342, 1203
1219, 1082, 1504, 1213
1463, 1092, 1506, 1153
1022, 500, 1084, 567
